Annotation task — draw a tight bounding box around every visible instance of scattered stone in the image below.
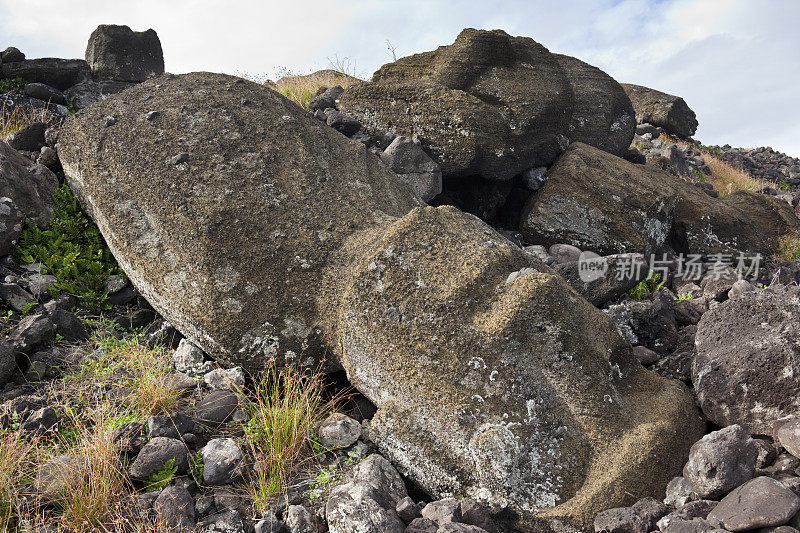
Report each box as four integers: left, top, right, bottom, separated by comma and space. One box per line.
203, 367, 245, 391
19, 406, 58, 435
37, 146, 59, 169
202, 438, 245, 485
172, 339, 208, 374
521, 166, 548, 190
0, 283, 36, 313
24, 83, 66, 105
146, 412, 195, 439
665, 476, 699, 507
48, 310, 88, 342
9, 314, 56, 354
776, 418, 800, 460
197, 509, 244, 533
86, 24, 164, 82
683, 425, 758, 498
728, 279, 754, 299
317, 413, 361, 449
0, 196, 24, 256
594, 498, 668, 533
0, 342, 15, 388
396, 496, 422, 524
325, 109, 361, 136
458, 498, 497, 532
284, 505, 315, 533
195, 390, 239, 427
1, 46, 25, 63
154, 485, 196, 532
406, 517, 439, 533
128, 437, 189, 480
35, 454, 88, 501
708, 477, 800, 532
7, 122, 48, 152
1, 140, 59, 227
548, 243, 582, 264
555, 253, 647, 306
693, 285, 800, 434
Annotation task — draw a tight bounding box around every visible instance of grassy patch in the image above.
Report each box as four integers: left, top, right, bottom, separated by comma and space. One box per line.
1, 99, 60, 141
267, 68, 361, 109
15, 183, 124, 312
65, 325, 182, 419
0, 77, 25, 95
628, 272, 666, 300
774, 232, 800, 262
243, 365, 338, 511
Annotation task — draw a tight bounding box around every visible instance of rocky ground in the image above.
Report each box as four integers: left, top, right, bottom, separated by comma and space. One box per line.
2, 23, 800, 533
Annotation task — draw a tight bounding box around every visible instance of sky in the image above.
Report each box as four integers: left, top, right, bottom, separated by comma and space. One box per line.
2, 0, 799, 156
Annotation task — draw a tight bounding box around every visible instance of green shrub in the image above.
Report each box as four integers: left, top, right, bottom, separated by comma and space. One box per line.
628, 272, 666, 300
14, 183, 123, 311
0, 77, 25, 94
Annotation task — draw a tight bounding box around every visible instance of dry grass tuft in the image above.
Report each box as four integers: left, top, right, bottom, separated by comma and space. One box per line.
1, 99, 61, 141
663, 134, 764, 195
268, 69, 362, 109
52, 407, 126, 531
774, 232, 800, 262
243, 365, 339, 512
64, 324, 182, 419
0, 431, 40, 530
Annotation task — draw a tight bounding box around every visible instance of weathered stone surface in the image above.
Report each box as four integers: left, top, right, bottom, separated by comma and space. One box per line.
380, 136, 442, 202
0, 141, 58, 227
7, 121, 48, 151
693, 285, 800, 434
554, 253, 647, 306
86, 24, 164, 82
24, 82, 66, 105
58, 72, 421, 371
64, 80, 133, 110
1, 58, 91, 90
336, 205, 703, 530
0, 342, 15, 388
339, 28, 575, 181
0, 196, 24, 256
776, 418, 800, 460
683, 425, 758, 498
325, 454, 407, 533
521, 142, 678, 255
154, 485, 196, 532
521, 142, 800, 256
621, 84, 698, 138
317, 412, 361, 449
202, 438, 245, 485
554, 54, 635, 157
59, 71, 703, 533
708, 477, 800, 532
128, 437, 189, 480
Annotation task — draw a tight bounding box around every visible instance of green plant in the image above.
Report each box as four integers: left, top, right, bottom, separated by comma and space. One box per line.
690, 168, 706, 182
66, 97, 77, 115
778, 179, 792, 192
243, 365, 338, 511
145, 459, 177, 491
674, 290, 695, 302
774, 232, 800, 262
189, 451, 204, 485
628, 272, 666, 300
21, 302, 38, 316
0, 77, 25, 94
630, 142, 645, 153
15, 183, 123, 311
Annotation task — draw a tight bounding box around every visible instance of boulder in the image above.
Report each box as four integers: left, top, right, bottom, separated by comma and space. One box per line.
708, 477, 800, 531
520, 142, 678, 255
64, 80, 133, 110
553, 54, 635, 157
1, 58, 91, 90
337, 205, 703, 530
59, 71, 704, 533
0, 196, 24, 256
682, 425, 758, 498
0, 140, 59, 227
7, 121, 48, 151
521, 142, 800, 257
693, 285, 800, 434
0, 341, 16, 388
202, 438, 245, 485
309, 85, 344, 112
339, 28, 575, 181
380, 135, 442, 202
621, 84, 698, 138
24, 82, 66, 105
1, 47, 25, 63
128, 436, 189, 480
153, 485, 196, 532
317, 412, 361, 449
57, 72, 421, 370
554, 253, 647, 306
85, 24, 164, 82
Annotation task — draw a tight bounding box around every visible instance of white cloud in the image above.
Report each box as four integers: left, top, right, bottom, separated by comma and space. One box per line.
2, 0, 798, 156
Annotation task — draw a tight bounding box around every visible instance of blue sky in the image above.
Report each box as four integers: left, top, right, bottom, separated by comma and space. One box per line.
2, 0, 799, 156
